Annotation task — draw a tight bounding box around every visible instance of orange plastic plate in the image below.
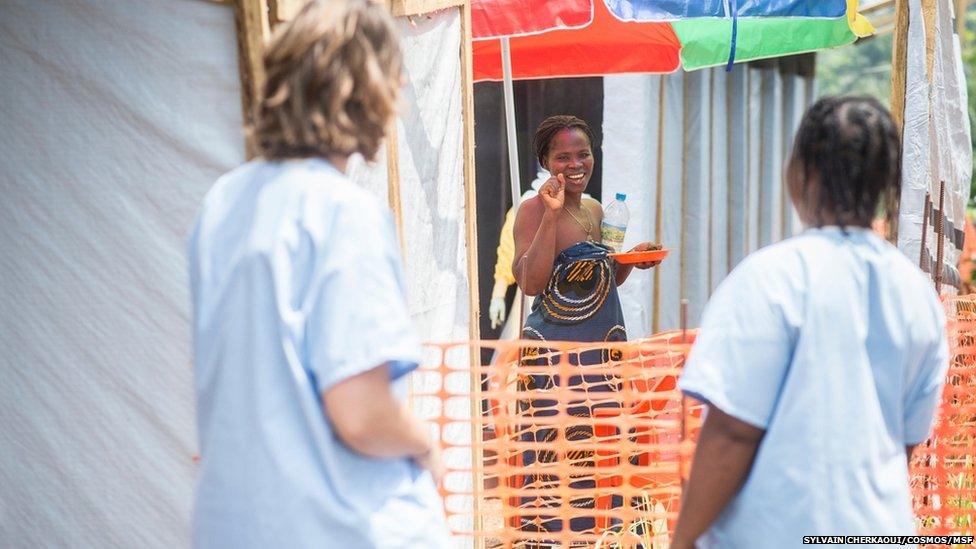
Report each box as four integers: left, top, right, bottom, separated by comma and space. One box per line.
608, 249, 669, 265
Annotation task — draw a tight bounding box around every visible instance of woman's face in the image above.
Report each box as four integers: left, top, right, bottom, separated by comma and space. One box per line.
544, 128, 594, 194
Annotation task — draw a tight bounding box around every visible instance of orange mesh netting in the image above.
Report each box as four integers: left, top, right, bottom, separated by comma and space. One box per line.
911, 295, 976, 541
412, 331, 703, 548
414, 296, 975, 547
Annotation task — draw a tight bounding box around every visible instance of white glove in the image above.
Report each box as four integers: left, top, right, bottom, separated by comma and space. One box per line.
489, 297, 507, 329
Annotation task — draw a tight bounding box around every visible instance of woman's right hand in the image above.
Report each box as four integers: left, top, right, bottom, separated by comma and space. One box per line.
538, 173, 565, 213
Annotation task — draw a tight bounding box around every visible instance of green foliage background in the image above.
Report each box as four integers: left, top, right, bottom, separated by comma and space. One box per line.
817, 5, 976, 202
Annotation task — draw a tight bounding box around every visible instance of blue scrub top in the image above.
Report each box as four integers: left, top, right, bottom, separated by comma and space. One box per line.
189, 158, 449, 548
681, 227, 947, 548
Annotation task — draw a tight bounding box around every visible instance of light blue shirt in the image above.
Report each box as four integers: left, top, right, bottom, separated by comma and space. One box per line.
680, 227, 948, 548
188, 158, 450, 548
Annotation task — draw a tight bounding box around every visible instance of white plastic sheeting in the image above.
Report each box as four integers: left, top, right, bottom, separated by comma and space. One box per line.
351, 10, 470, 344
1, 2, 471, 547
0, 1, 242, 546
603, 66, 815, 335
897, 0, 972, 291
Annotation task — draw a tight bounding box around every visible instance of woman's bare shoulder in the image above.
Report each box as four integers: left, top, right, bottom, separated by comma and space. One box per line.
516, 194, 546, 220
582, 196, 603, 219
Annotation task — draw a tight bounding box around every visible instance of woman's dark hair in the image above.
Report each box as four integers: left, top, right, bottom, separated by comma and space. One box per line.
533, 115, 596, 169
788, 96, 901, 228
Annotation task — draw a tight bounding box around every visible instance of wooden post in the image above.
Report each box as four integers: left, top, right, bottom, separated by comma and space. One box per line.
936, 181, 946, 293
922, 0, 938, 81
389, 0, 468, 16
458, 2, 484, 545
233, 0, 270, 159
890, 0, 909, 133
958, 0, 970, 38
267, 0, 304, 26
652, 77, 667, 333
459, 4, 480, 345
888, 0, 910, 243
920, 192, 931, 271
386, 123, 406, 254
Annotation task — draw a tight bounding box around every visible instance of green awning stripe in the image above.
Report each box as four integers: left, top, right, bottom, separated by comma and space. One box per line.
673, 16, 856, 71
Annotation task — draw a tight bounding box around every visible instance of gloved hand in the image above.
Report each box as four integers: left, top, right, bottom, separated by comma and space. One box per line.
489, 297, 507, 329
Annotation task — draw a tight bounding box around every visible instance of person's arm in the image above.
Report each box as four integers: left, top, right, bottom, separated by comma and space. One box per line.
324, 363, 444, 481
670, 406, 765, 549
613, 242, 663, 285
513, 174, 565, 296
583, 198, 661, 285
490, 207, 517, 328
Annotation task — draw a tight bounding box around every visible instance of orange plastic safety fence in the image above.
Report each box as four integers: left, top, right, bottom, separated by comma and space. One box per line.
910, 295, 976, 542
415, 300, 975, 548
412, 330, 703, 548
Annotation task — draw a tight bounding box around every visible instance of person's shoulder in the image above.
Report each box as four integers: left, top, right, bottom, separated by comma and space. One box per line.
707, 237, 814, 305
877, 239, 928, 280
873, 238, 944, 308
287, 159, 382, 216
733, 236, 808, 276
582, 196, 602, 215
581, 195, 601, 207
201, 160, 261, 206
516, 194, 546, 218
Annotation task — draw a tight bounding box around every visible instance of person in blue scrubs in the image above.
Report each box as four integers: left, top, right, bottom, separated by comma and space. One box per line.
188, 2, 449, 547
672, 97, 948, 549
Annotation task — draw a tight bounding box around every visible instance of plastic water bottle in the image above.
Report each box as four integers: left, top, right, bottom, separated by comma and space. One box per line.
601, 193, 629, 253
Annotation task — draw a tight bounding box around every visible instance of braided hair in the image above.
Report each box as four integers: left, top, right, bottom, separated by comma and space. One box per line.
787, 96, 901, 228
533, 115, 596, 169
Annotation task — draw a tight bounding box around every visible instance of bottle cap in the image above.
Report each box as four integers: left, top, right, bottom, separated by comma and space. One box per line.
616, 193, 627, 201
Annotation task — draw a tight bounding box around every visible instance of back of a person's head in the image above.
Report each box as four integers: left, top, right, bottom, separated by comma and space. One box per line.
254, 0, 402, 162
788, 96, 901, 228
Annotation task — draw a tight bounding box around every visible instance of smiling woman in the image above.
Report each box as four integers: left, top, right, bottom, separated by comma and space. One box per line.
508, 114, 663, 540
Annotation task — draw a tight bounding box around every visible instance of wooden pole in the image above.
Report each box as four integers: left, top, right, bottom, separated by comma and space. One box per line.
920, 192, 931, 271
936, 181, 946, 293
890, 0, 909, 133
921, 0, 938, 82
652, 77, 666, 333
679, 298, 689, 495
233, 0, 270, 159
386, 123, 406, 254
958, 0, 970, 38
459, 3, 480, 351
888, 0, 910, 244
267, 0, 304, 26
459, 2, 484, 545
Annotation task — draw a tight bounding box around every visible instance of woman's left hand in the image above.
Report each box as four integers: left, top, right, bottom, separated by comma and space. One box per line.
629, 242, 663, 269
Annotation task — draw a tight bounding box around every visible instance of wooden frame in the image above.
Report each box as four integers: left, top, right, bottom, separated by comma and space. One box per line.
233, 0, 270, 159
890, 0, 909, 132
389, 0, 465, 17
267, 0, 302, 24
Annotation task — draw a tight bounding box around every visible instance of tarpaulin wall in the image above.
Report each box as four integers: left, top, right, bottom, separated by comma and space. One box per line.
603, 59, 816, 335
0, 2, 241, 546
897, 0, 972, 291
350, 9, 470, 345
0, 1, 470, 547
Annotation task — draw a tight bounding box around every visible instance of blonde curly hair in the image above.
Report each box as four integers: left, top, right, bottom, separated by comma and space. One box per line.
254, 0, 402, 162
